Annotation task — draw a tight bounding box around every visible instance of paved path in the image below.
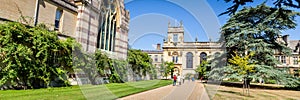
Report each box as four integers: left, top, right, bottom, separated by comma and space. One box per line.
118, 80, 210, 100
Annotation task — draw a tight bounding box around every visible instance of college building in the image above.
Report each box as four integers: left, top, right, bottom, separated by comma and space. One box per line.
144, 22, 300, 79
143, 22, 225, 78
0, 0, 129, 60
275, 36, 300, 77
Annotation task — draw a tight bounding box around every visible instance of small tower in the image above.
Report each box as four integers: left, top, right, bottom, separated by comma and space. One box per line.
167, 20, 184, 44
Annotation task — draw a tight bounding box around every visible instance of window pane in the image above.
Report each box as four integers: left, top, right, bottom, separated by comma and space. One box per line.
186, 52, 193, 68
200, 52, 207, 64
281, 56, 286, 64
54, 9, 62, 29
173, 34, 178, 42
294, 56, 298, 65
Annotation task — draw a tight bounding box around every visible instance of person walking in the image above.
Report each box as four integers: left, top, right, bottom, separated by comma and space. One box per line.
177, 75, 181, 85
182, 76, 185, 84
173, 75, 177, 86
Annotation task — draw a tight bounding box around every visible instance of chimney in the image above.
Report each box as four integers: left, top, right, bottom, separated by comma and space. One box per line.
282, 35, 289, 45
156, 43, 161, 50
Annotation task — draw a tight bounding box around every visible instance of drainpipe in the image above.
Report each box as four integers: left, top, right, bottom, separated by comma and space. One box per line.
34, 0, 40, 26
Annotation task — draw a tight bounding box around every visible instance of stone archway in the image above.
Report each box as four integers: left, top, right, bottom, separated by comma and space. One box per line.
173, 64, 183, 76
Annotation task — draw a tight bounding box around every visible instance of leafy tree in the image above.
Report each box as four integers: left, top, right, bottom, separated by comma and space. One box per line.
195, 60, 209, 79
0, 22, 75, 89
227, 52, 255, 80
228, 52, 255, 95
159, 63, 166, 78
220, 0, 300, 15
127, 49, 153, 80
218, 3, 300, 88
163, 62, 175, 79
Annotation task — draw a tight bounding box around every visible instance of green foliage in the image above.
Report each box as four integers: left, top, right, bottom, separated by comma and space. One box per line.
210, 3, 300, 88
74, 50, 126, 84
265, 79, 276, 84
162, 62, 175, 79
112, 59, 128, 82
221, 0, 300, 15
228, 52, 255, 78
195, 60, 209, 79
0, 22, 75, 89
127, 49, 154, 79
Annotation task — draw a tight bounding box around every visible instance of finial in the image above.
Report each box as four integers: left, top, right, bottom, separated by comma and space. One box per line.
168, 21, 170, 27
180, 20, 183, 27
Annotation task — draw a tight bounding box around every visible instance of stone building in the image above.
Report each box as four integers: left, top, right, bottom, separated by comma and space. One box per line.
75, 0, 129, 59
143, 22, 300, 79
142, 44, 164, 79
0, 0, 129, 60
142, 22, 224, 78
0, 0, 78, 38
162, 22, 224, 77
275, 35, 300, 77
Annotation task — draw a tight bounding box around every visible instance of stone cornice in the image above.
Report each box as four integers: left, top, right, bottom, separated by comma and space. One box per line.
47, 0, 77, 13
162, 46, 223, 49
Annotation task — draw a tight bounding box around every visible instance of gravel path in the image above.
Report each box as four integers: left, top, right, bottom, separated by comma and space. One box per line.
118, 80, 210, 100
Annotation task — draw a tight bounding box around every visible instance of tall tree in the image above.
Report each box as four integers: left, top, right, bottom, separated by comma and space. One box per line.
127, 49, 153, 80
228, 52, 255, 95
163, 62, 175, 79
211, 4, 300, 88
195, 60, 209, 79
220, 0, 300, 15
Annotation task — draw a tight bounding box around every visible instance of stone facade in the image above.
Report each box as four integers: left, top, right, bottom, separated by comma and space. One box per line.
144, 23, 300, 78
143, 44, 164, 79
275, 35, 300, 77
0, 0, 129, 60
0, 0, 77, 38
163, 22, 224, 77
74, 0, 129, 59
143, 22, 224, 78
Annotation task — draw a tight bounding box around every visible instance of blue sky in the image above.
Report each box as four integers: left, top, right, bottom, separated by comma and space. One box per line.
124, 0, 300, 50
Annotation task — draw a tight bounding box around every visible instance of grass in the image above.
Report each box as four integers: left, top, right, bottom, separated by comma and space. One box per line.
0, 79, 172, 100
204, 83, 300, 100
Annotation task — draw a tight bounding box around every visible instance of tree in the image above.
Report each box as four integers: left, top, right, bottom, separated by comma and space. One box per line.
220, 3, 300, 88
195, 60, 209, 80
228, 52, 255, 95
127, 49, 153, 80
0, 22, 75, 89
220, 0, 300, 15
163, 62, 175, 79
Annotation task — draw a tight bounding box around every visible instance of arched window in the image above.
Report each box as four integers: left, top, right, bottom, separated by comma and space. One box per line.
186, 52, 193, 68
200, 52, 207, 64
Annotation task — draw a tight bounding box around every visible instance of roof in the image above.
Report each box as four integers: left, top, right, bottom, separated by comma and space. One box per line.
288, 40, 300, 53
142, 50, 163, 54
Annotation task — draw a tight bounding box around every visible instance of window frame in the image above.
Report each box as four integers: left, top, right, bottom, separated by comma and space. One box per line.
54, 9, 63, 30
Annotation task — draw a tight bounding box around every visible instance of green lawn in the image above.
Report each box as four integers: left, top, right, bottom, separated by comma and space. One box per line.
0, 80, 172, 100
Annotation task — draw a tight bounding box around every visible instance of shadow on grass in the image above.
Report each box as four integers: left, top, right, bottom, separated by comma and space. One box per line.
219, 90, 254, 98
208, 82, 300, 91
